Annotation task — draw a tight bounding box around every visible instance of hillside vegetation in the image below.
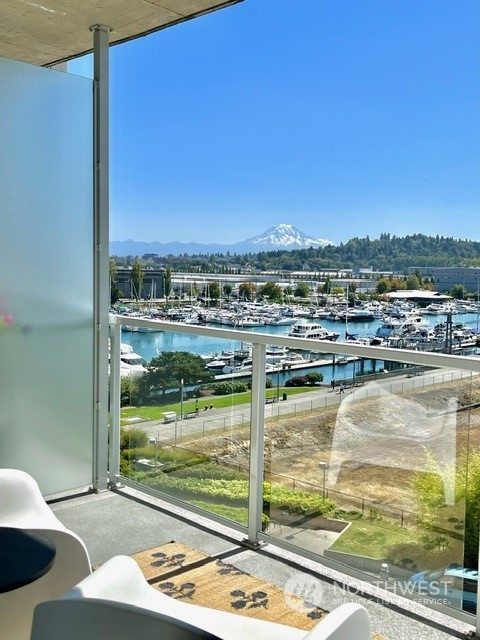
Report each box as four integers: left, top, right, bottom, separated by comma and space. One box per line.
113, 233, 480, 272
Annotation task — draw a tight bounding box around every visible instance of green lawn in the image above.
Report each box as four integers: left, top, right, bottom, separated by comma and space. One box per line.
329, 517, 416, 558
121, 385, 321, 424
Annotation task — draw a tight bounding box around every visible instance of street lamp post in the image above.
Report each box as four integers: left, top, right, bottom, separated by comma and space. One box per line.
180, 378, 184, 421
276, 365, 280, 402
318, 461, 327, 500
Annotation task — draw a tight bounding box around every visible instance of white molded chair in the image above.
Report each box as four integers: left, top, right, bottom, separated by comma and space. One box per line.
31, 555, 371, 640
0, 468, 92, 640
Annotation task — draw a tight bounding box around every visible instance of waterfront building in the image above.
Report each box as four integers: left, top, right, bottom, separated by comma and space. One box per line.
428, 267, 480, 294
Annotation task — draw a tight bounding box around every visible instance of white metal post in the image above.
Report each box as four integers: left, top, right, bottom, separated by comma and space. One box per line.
109, 317, 121, 484
91, 24, 111, 492
245, 342, 267, 547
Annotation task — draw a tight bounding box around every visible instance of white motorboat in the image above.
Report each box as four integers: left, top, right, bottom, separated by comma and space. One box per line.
287, 320, 340, 342
205, 358, 232, 373
265, 345, 290, 363
222, 359, 277, 375
375, 314, 428, 339
119, 343, 147, 377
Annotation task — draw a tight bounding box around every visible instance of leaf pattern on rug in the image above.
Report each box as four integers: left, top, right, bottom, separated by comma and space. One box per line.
230, 589, 269, 610
150, 551, 187, 570
306, 608, 325, 621
215, 559, 246, 577
158, 580, 196, 600
135, 543, 386, 639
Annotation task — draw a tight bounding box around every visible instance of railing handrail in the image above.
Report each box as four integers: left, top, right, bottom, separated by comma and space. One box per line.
110, 313, 480, 373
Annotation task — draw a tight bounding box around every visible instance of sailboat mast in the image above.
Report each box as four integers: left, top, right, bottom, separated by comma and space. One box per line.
345, 281, 349, 339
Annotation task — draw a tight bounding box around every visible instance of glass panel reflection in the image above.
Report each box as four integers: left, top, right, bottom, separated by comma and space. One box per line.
112, 313, 479, 617
119, 328, 252, 527
264, 350, 475, 615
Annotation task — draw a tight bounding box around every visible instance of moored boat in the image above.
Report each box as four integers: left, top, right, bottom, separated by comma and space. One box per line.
287, 319, 340, 342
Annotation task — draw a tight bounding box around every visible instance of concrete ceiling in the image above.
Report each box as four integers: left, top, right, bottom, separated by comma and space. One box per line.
0, 0, 243, 67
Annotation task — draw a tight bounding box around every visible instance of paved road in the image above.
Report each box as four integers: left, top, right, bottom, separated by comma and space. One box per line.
127, 384, 339, 444
125, 367, 470, 445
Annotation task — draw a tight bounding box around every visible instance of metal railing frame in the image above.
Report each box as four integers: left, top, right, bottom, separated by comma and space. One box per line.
109, 313, 480, 630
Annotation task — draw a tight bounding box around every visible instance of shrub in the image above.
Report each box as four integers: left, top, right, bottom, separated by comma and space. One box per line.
120, 377, 140, 406
212, 381, 248, 395
306, 371, 323, 384
172, 463, 247, 481
285, 376, 309, 387
120, 427, 148, 450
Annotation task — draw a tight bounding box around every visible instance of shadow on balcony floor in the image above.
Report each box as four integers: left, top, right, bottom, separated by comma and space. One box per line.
49, 486, 473, 640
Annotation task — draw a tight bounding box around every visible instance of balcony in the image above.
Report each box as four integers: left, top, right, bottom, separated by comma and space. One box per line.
1, 5, 478, 638
99, 313, 480, 638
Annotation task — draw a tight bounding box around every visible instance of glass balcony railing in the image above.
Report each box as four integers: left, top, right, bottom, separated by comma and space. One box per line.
109, 313, 480, 623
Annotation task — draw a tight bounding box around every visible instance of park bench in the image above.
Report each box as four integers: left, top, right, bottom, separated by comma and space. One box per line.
182, 410, 199, 419
162, 411, 177, 424
265, 396, 278, 404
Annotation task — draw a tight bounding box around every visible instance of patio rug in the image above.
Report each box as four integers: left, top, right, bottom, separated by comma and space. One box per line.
131, 541, 385, 639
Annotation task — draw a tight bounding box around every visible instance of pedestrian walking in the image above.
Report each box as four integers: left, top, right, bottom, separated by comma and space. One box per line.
339, 383, 345, 394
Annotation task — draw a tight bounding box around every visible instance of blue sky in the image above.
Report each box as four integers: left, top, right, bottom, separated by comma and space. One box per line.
72, 1, 480, 246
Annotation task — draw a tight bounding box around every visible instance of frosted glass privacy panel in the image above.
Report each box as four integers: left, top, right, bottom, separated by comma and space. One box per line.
0, 56, 94, 494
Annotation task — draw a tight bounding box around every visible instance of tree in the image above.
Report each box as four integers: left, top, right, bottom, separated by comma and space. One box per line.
412, 448, 480, 568
376, 278, 390, 294
321, 277, 332, 295
131, 259, 143, 301
460, 449, 480, 567
223, 283, 233, 299
238, 281, 257, 301
208, 280, 221, 306
331, 286, 344, 296
390, 277, 407, 291
406, 274, 422, 290
139, 351, 214, 398
258, 281, 283, 302
284, 285, 294, 300
109, 259, 121, 304
451, 284, 468, 300
294, 282, 310, 298
120, 377, 139, 407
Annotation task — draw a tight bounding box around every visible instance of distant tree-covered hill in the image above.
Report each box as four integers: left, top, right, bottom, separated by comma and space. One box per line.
112, 233, 480, 273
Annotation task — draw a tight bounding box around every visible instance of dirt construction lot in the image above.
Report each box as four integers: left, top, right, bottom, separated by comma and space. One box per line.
185, 374, 480, 513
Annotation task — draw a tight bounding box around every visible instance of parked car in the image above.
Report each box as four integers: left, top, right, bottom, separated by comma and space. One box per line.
410, 564, 478, 613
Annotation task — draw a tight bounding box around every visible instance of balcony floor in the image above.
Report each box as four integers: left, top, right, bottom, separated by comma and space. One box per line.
49, 486, 474, 640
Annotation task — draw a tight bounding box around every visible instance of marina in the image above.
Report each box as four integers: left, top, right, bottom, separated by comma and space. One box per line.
117, 302, 480, 385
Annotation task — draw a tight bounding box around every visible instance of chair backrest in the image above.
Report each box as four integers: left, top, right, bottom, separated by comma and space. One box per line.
0, 468, 92, 640
65, 555, 149, 605
31, 556, 371, 640
31, 599, 224, 640
0, 468, 62, 529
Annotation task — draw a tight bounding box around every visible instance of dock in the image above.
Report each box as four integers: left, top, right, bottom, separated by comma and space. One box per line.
214, 356, 358, 380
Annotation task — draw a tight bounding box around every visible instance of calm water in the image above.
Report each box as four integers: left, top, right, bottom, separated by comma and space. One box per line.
121, 312, 480, 385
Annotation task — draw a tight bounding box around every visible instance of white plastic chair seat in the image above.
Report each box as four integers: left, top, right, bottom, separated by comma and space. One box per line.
31, 554, 371, 640
0, 468, 91, 640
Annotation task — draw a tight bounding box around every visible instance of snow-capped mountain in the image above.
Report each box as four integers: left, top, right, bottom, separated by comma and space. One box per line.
110, 224, 333, 256
237, 224, 331, 250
